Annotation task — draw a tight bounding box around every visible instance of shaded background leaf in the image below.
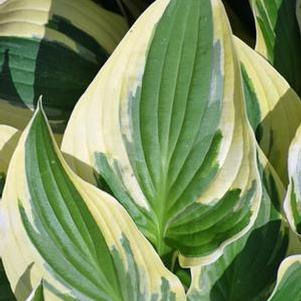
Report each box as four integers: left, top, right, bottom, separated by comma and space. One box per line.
0, 0, 128, 131
250, 0, 301, 97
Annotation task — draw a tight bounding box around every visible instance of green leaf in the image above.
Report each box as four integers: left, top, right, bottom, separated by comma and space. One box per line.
250, 0, 301, 97
0, 104, 185, 300
62, 0, 261, 267
187, 150, 288, 301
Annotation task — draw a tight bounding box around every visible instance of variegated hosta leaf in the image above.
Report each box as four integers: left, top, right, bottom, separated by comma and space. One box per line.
284, 125, 301, 237
267, 256, 301, 301
187, 149, 288, 301
0, 0, 128, 130
249, 0, 301, 96
0, 124, 19, 196
0, 125, 19, 301
235, 36, 301, 185
62, 0, 261, 267
0, 104, 185, 301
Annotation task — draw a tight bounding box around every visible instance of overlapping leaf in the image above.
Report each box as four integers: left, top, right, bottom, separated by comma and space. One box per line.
187, 150, 288, 301
25, 283, 44, 301
284, 124, 301, 237
235, 36, 301, 185
267, 256, 301, 301
0, 0, 128, 130
0, 125, 20, 300
249, 0, 301, 96
62, 0, 261, 267
0, 104, 185, 301
0, 124, 19, 195
258, 85, 301, 300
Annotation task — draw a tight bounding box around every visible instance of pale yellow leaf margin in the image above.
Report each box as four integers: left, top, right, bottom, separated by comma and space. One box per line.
267, 255, 301, 301
235, 36, 301, 185
0, 124, 20, 175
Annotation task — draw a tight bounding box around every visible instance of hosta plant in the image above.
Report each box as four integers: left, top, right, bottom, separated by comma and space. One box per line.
1, 0, 301, 300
